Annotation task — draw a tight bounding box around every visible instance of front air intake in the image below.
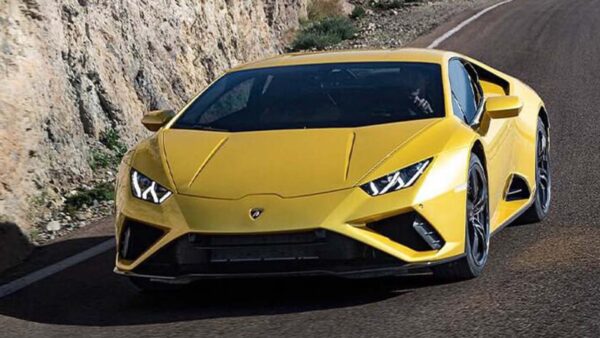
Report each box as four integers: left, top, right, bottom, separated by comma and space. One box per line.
118, 219, 165, 261
367, 212, 444, 251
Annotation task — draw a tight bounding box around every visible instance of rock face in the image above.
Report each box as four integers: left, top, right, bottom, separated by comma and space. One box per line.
0, 0, 307, 234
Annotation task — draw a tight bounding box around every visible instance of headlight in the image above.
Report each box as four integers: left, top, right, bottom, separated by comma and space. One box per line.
130, 170, 172, 204
360, 159, 431, 196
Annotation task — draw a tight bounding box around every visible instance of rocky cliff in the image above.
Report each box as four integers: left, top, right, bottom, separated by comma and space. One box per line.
0, 0, 307, 240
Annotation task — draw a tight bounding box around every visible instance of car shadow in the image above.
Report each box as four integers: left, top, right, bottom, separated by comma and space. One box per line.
0, 236, 449, 326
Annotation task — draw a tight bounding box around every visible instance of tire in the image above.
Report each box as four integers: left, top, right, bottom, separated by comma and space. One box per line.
518, 117, 551, 223
129, 277, 185, 293
433, 153, 490, 281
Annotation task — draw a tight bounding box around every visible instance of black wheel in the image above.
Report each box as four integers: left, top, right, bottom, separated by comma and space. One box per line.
434, 153, 490, 281
519, 117, 551, 223
129, 277, 185, 293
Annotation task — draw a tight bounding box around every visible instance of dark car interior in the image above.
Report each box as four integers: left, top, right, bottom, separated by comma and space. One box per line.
174, 62, 446, 132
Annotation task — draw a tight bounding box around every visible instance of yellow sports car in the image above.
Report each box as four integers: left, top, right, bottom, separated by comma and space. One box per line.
114, 49, 551, 290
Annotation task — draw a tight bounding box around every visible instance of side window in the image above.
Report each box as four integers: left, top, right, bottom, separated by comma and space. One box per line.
449, 60, 478, 123
199, 78, 254, 124
465, 63, 484, 107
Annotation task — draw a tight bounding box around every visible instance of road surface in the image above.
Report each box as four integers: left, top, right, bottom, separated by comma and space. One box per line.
1, 0, 599, 336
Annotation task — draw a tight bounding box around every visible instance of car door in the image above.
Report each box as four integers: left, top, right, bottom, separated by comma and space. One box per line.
448, 59, 514, 226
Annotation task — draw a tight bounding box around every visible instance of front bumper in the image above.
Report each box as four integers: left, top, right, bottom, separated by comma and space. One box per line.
114, 150, 470, 279
118, 228, 409, 279
114, 260, 461, 283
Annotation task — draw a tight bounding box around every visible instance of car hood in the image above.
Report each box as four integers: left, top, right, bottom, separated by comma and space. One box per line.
161, 119, 440, 199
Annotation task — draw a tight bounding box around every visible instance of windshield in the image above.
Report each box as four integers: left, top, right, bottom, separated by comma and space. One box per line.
173, 62, 445, 132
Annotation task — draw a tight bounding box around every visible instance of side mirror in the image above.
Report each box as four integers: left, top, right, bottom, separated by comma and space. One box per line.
484, 96, 523, 119
141, 110, 175, 132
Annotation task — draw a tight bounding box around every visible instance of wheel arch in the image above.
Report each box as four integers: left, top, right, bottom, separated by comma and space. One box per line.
538, 105, 550, 136
470, 139, 487, 174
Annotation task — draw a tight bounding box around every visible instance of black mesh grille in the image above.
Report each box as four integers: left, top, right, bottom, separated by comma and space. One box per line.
119, 219, 165, 261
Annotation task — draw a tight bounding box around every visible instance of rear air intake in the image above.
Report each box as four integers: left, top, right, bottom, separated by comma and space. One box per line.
367, 212, 444, 251
119, 219, 165, 261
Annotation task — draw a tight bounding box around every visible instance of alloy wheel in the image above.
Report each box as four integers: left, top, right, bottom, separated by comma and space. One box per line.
537, 127, 551, 213
467, 163, 489, 266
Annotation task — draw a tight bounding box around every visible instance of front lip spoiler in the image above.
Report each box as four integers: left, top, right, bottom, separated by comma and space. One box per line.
114, 254, 465, 283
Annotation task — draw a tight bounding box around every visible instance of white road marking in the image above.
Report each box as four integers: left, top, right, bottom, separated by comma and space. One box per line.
427, 0, 514, 49
0, 239, 115, 299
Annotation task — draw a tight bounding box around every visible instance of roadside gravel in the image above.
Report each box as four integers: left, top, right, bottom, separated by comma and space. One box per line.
338, 0, 502, 49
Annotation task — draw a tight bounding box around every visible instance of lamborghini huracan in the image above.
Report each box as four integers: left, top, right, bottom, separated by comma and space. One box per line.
114, 49, 551, 290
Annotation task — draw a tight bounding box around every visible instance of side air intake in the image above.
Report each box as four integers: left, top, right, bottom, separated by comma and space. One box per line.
505, 174, 531, 201
119, 219, 165, 261
367, 212, 444, 251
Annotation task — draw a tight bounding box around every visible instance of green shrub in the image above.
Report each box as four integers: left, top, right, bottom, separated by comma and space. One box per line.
370, 0, 406, 10
29, 228, 40, 242
100, 129, 127, 160
64, 182, 114, 214
29, 191, 48, 208
291, 16, 356, 51
350, 6, 366, 19
89, 148, 113, 169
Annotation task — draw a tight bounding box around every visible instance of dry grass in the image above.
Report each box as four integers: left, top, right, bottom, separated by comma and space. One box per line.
307, 0, 345, 20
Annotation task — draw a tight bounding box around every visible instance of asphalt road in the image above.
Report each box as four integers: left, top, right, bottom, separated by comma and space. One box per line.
2, 0, 600, 336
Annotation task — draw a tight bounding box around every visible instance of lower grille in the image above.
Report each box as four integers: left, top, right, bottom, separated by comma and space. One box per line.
133, 230, 402, 276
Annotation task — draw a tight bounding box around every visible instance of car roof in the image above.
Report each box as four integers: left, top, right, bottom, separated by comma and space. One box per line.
229, 48, 455, 72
